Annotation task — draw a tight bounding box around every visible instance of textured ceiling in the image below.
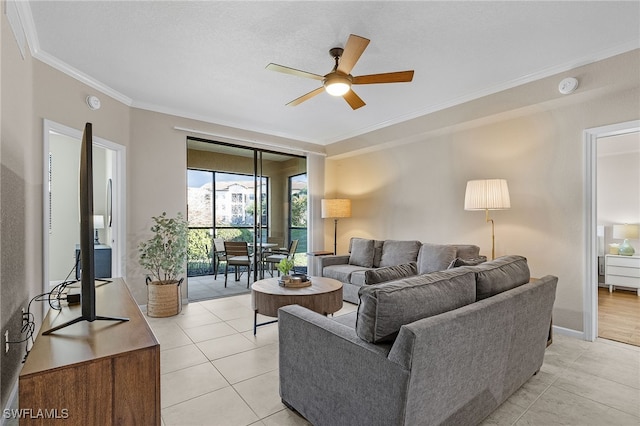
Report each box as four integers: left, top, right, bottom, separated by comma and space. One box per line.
25, 1, 640, 145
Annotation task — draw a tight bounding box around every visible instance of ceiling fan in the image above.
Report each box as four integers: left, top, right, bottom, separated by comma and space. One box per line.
266, 34, 414, 110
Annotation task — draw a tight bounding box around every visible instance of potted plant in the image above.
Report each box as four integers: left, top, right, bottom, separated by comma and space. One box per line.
138, 212, 188, 317
277, 258, 295, 282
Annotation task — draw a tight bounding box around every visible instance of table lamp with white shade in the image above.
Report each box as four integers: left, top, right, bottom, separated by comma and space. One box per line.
93, 215, 104, 245
613, 224, 639, 256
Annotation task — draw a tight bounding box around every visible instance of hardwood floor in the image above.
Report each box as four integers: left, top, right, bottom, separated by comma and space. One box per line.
598, 287, 640, 347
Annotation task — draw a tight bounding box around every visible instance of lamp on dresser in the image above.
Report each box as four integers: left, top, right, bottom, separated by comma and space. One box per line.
464, 179, 511, 260
321, 198, 351, 255
93, 214, 105, 244
613, 224, 639, 256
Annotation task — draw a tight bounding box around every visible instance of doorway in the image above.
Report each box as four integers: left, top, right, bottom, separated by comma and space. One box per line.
43, 120, 127, 294
596, 131, 640, 346
186, 138, 308, 301
584, 120, 640, 343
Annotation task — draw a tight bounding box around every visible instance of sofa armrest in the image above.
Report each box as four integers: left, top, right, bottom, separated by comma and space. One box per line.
278, 305, 410, 426
317, 254, 350, 270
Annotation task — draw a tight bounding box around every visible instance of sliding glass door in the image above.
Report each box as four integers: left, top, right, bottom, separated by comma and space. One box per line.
186, 138, 307, 299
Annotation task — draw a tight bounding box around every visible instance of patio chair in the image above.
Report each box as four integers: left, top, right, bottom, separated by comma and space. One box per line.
224, 241, 253, 288
213, 238, 227, 279
264, 239, 299, 277
260, 236, 286, 261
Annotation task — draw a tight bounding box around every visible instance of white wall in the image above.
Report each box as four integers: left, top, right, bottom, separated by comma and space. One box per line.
48, 133, 109, 282
597, 133, 640, 251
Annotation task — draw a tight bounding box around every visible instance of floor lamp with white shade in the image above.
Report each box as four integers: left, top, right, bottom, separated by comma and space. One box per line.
464, 179, 511, 260
321, 199, 352, 255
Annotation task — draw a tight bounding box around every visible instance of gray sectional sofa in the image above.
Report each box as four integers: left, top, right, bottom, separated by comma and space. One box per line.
279, 255, 557, 426
319, 237, 485, 303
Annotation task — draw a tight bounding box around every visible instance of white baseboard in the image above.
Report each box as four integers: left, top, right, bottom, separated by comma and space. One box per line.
552, 325, 585, 340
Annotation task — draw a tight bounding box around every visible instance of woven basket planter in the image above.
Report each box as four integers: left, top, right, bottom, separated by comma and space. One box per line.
146, 277, 183, 317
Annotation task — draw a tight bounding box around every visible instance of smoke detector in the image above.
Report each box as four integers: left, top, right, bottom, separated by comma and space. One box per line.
86, 95, 101, 110
558, 77, 579, 95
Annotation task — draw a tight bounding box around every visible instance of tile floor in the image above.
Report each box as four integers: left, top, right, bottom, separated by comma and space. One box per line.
148, 294, 640, 426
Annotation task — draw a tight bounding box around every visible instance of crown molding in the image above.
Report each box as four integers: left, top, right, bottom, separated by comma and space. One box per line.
5, 0, 27, 58
132, 99, 318, 145
15, 1, 133, 106
12, 1, 640, 147
324, 40, 640, 145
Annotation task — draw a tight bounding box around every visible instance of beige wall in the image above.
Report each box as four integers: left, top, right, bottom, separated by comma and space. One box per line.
325, 50, 640, 332
1, 10, 36, 407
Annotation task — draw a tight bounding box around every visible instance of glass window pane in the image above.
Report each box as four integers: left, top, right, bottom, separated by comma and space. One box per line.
187, 170, 213, 227
290, 174, 307, 228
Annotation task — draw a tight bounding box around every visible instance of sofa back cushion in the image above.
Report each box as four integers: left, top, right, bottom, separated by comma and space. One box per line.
356, 269, 476, 343
468, 255, 531, 300
364, 262, 418, 285
349, 238, 375, 268
452, 244, 481, 259
417, 243, 458, 274
379, 240, 422, 267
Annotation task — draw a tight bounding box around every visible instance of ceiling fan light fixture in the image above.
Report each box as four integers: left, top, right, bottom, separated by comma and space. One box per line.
324, 73, 352, 96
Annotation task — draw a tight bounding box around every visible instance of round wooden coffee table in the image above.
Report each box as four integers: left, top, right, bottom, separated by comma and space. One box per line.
251, 276, 343, 334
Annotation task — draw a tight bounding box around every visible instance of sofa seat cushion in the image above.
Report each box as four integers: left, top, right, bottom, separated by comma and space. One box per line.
349, 238, 375, 267
364, 262, 418, 285
379, 240, 422, 267
468, 255, 531, 300
349, 270, 368, 286
356, 269, 476, 343
323, 264, 372, 284
417, 243, 458, 274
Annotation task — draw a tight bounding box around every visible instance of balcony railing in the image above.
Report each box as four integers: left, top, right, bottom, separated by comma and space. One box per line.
187, 227, 307, 277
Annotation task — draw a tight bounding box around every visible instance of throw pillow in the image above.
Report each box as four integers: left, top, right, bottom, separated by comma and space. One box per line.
349, 238, 375, 268
417, 243, 457, 274
448, 256, 487, 268
356, 268, 476, 343
472, 255, 530, 300
379, 240, 422, 267
364, 262, 418, 285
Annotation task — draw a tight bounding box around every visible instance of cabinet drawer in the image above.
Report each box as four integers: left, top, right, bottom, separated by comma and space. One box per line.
606, 256, 640, 268
607, 266, 640, 278
605, 274, 640, 288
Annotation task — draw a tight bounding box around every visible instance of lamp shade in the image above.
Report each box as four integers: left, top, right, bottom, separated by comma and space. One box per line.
321, 199, 352, 219
93, 215, 105, 230
613, 224, 639, 240
464, 179, 511, 211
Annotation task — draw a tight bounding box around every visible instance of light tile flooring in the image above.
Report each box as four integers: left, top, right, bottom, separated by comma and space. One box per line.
148, 295, 640, 426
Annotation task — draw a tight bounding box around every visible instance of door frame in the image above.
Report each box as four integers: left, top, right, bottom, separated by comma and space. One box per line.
583, 119, 640, 341
43, 119, 127, 292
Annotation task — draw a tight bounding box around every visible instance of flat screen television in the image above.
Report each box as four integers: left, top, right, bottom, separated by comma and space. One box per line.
43, 123, 128, 335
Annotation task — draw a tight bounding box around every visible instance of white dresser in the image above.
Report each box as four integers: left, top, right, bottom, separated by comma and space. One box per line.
604, 255, 640, 295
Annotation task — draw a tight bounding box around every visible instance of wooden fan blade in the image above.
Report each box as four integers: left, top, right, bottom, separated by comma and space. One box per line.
286, 87, 325, 106
343, 89, 366, 110
266, 63, 324, 81
353, 70, 414, 84
337, 34, 370, 75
